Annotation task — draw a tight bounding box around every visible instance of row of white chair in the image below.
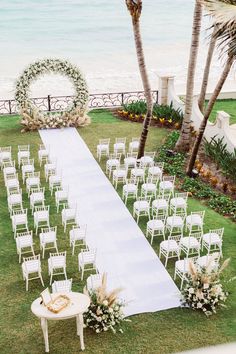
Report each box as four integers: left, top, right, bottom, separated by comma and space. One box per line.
97, 137, 141, 161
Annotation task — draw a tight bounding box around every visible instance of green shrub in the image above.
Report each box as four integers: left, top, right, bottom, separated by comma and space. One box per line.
122, 101, 183, 124
204, 136, 236, 182
181, 177, 217, 199
208, 194, 236, 219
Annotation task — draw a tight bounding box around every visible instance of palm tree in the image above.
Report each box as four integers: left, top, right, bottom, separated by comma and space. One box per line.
125, 0, 153, 158
175, 0, 203, 152
187, 0, 236, 175
198, 25, 218, 113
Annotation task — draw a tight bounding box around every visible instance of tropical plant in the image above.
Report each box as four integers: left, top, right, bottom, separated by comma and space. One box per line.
181, 257, 229, 316
175, 0, 203, 152
125, 0, 153, 158
187, 0, 236, 175
83, 273, 128, 333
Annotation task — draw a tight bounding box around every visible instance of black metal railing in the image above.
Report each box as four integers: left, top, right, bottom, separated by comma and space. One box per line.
0, 90, 158, 115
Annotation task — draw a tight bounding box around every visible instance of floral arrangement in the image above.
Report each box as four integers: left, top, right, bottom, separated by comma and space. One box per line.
181, 256, 230, 316
83, 273, 129, 333
15, 58, 89, 131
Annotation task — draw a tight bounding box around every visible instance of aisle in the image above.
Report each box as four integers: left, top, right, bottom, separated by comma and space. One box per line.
39, 128, 181, 316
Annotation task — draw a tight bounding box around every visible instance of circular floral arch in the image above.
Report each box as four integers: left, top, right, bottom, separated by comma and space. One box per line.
15, 58, 90, 131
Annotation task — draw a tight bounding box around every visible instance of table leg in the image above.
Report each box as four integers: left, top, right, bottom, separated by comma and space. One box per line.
76, 314, 85, 351
41, 317, 49, 352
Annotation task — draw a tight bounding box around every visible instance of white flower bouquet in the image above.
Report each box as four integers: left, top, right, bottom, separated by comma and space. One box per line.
181, 257, 230, 316
84, 274, 129, 333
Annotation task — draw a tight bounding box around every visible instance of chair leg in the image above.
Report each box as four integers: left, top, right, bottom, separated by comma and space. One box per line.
26, 277, 29, 292
40, 273, 45, 287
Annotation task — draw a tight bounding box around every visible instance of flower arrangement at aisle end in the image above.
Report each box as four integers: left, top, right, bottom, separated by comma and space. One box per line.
83, 273, 130, 333
15, 58, 90, 132
181, 255, 230, 317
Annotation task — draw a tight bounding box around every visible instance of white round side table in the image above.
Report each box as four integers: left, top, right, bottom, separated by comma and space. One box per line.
31, 292, 90, 352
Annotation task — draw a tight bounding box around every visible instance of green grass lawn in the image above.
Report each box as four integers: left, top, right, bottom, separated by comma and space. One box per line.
0, 111, 236, 354
208, 99, 236, 125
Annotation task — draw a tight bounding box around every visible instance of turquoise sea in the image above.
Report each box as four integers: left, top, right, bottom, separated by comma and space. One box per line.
0, 0, 234, 98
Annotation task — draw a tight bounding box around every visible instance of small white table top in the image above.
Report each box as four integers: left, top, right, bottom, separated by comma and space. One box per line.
31, 292, 90, 320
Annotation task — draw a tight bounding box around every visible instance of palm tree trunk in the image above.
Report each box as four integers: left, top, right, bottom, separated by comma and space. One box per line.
131, 18, 153, 158
187, 55, 234, 175
175, 0, 203, 153
198, 26, 217, 113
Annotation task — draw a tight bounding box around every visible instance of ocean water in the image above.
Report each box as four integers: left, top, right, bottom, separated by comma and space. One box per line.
0, 0, 235, 99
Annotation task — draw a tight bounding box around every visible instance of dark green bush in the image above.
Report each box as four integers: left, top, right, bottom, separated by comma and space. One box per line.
208, 194, 236, 219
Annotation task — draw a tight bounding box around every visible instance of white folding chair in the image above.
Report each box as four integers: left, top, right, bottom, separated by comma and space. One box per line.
22, 158, 35, 183
62, 203, 78, 232
5, 173, 20, 193
18, 145, 30, 167
133, 196, 151, 223
39, 226, 58, 259
7, 188, 23, 213
140, 152, 156, 168
124, 152, 137, 169
78, 248, 97, 280
146, 215, 166, 244
170, 192, 188, 215
49, 172, 62, 195
186, 211, 205, 234
148, 162, 164, 182
69, 224, 87, 255
44, 159, 57, 182
48, 251, 67, 285
22, 254, 44, 291
141, 177, 158, 198
129, 137, 140, 153
38, 144, 49, 166
16, 230, 34, 263
174, 256, 198, 289
166, 212, 185, 236
30, 187, 45, 214
3, 160, 16, 183
152, 194, 170, 217
202, 228, 224, 257
86, 274, 102, 291
130, 166, 146, 183
26, 172, 40, 196
55, 185, 69, 213
34, 205, 50, 234
159, 234, 181, 267
114, 137, 126, 155
11, 208, 28, 238
159, 175, 175, 197
179, 232, 202, 258
97, 138, 110, 161
122, 178, 138, 204
112, 164, 128, 189
52, 279, 72, 294
0, 146, 12, 168
106, 153, 121, 177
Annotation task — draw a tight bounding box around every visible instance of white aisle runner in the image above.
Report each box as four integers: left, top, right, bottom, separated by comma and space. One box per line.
40, 128, 181, 316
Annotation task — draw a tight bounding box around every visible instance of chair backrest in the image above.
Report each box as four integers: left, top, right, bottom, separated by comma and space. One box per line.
115, 137, 126, 144
3, 160, 15, 169
126, 177, 138, 185
30, 186, 45, 195
145, 177, 155, 184
34, 205, 49, 212
8, 187, 22, 196
144, 151, 156, 158
23, 254, 40, 272
81, 248, 96, 262
189, 231, 202, 241
126, 152, 138, 158
168, 234, 182, 245
16, 231, 33, 245
41, 226, 57, 234
191, 210, 205, 220
5, 172, 18, 181
49, 251, 66, 266
99, 138, 110, 145
0, 146, 11, 153
162, 175, 175, 183
87, 274, 102, 290
18, 145, 30, 152
138, 196, 151, 203
22, 158, 34, 166
52, 279, 72, 293
39, 144, 49, 151
209, 228, 224, 239
155, 193, 171, 202
26, 171, 40, 179
12, 208, 27, 216
154, 162, 164, 169
174, 192, 188, 200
